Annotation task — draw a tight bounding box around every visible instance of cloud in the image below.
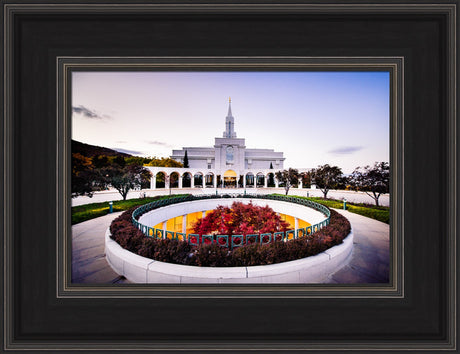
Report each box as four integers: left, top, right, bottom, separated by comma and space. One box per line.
113, 148, 144, 155
328, 146, 364, 155
146, 140, 172, 148
72, 105, 110, 120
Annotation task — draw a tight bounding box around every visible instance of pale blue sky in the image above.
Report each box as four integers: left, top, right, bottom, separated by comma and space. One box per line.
72, 71, 389, 174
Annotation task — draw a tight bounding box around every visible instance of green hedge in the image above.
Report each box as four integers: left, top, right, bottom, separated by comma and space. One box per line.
72, 195, 188, 225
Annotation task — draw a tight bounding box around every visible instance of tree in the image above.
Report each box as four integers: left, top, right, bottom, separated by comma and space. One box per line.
335, 175, 350, 190
350, 162, 389, 206
72, 153, 97, 198
125, 156, 152, 166
275, 168, 299, 195
311, 164, 343, 199
101, 164, 151, 200
300, 171, 312, 188
183, 150, 189, 168
192, 202, 289, 236
146, 157, 183, 168
108, 155, 126, 167
267, 162, 275, 187
91, 155, 109, 169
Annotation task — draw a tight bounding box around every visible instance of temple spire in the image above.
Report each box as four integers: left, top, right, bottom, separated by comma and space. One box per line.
223, 98, 236, 138
227, 97, 232, 117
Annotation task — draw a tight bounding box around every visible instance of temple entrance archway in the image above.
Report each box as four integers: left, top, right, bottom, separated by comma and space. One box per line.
223, 169, 237, 188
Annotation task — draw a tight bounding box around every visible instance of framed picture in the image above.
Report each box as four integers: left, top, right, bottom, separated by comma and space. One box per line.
2, 1, 457, 352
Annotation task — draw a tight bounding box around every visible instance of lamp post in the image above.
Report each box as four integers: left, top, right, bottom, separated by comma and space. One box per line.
343, 198, 347, 210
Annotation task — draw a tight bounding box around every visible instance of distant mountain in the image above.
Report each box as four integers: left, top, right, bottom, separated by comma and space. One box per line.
72, 140, 131, 158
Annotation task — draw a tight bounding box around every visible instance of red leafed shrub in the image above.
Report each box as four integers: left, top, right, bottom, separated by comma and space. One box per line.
138, 238, 194, 265
188, 244, 232, 267
109, 204, 351, 267
111, 224, 145, 252
110, 206, 138, 235
192, 202, 289, 236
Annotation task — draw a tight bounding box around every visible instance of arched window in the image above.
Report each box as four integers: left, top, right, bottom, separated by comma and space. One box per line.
226, 146, 234, 163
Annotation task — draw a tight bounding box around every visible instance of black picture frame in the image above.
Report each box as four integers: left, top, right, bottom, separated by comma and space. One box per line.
2, 1, 458, 352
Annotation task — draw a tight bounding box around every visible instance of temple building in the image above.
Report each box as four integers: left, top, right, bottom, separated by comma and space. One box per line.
147, 99, 286, 189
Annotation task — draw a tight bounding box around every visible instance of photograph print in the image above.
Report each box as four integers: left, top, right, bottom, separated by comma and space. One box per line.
71, 71, 390, 285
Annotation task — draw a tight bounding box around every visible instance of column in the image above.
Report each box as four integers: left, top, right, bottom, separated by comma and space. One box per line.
165, 174, 170, 189
275, 179, 279, 188
162, 221, 167, 238
213, 175, 217, 188
182, 215, 187, 234
191, 175, 195, 188
151, 175, 156, 189
295, 217, 299, 230
243, 175, 246, 188
299, 180, 302, 189
264, 176, 268, 188
179, 176, 183, 189
253, 176, 256, 188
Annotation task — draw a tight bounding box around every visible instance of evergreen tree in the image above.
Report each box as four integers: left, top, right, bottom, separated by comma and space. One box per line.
183, 150, 189, 168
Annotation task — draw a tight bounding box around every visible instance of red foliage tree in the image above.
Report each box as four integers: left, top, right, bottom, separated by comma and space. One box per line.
192, 202, 289, 236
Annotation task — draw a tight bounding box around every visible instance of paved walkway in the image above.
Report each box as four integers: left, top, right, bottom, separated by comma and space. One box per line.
326, 209, 390, 283
71, 209, 389, 284
72, 211, 130, 283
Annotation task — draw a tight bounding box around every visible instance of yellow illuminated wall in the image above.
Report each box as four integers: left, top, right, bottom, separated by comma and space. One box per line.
156, 211, 311, 236
186, 211, 203, 234
298, 219, 311, 228
279, 213, 295, 229
166, 215, 183, 234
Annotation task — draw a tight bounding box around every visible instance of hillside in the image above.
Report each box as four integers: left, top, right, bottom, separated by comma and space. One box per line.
72, 140, 131, 158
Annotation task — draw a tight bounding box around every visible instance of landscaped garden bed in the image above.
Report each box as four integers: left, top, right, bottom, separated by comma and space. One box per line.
109, 200, 351, 267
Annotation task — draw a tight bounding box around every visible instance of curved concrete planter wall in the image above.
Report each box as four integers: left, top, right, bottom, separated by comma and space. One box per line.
105, 229, 353, 284
138, 197, 328, 227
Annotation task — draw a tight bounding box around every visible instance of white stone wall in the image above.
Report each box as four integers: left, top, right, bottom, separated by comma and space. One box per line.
138, 198, 328, 228
169, 139, 284, 174
105, 228, 353, 284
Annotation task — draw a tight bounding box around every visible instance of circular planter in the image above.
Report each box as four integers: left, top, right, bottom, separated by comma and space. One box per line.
138, 197, 328, 229
105, 228, 353, 284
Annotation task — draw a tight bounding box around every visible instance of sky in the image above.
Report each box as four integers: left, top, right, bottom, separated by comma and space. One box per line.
72, 71, 389, 174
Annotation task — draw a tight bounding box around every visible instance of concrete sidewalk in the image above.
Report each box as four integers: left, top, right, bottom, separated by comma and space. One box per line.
326, 209, 390, 283
72, 211, 130, 283
71, 209, 390, 284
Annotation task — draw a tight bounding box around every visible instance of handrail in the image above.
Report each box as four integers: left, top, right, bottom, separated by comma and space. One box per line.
131, 194, 330, 250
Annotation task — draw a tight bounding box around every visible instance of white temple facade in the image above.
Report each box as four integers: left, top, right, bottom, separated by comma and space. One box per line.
146, 99, 286, 189
171, 98, 284, 171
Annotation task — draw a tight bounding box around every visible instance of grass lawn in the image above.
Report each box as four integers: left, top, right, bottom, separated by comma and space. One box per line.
72, 194, 188, 225
72, 192, 389, 225
281, 195, 390, 224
